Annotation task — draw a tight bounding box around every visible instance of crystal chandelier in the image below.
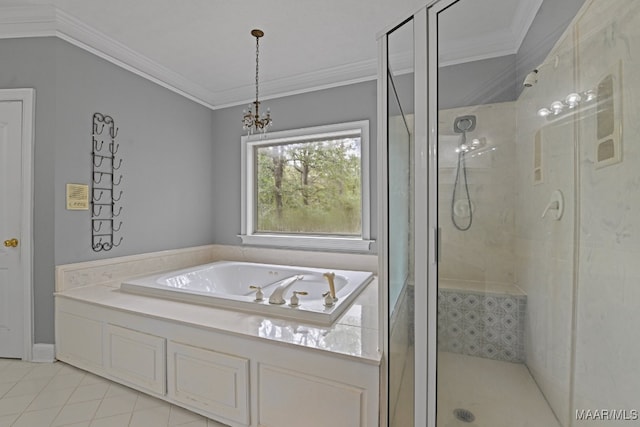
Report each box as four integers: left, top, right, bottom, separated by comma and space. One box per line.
242, 29, 272, 135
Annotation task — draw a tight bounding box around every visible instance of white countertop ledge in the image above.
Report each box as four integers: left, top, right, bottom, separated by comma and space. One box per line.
54, 278, 381, 365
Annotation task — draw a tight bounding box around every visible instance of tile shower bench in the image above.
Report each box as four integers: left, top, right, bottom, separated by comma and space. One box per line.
438, 279, 526, 363
54, 245, 380, 427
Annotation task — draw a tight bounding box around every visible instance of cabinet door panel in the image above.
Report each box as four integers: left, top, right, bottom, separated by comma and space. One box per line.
258, 363, 366, 427
105, 324, 166, 395
168, 341, 249, 426
56, 311, 103, 369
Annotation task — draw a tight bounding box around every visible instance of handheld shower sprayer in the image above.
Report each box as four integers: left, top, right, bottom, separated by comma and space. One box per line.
451, 115, 477, 231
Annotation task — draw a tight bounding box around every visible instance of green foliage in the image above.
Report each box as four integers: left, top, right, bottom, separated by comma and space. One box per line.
256, 137, 362, 235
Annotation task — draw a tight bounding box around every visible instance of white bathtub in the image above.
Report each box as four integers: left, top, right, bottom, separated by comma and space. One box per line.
120, 261, 374, 325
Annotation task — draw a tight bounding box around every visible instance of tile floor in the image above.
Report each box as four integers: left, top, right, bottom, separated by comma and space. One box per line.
0, 359, 228, 427
3, 352, 561, 427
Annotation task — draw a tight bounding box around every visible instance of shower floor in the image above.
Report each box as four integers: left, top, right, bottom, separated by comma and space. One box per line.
391, 350, 561, 426
437, 352, 561, 427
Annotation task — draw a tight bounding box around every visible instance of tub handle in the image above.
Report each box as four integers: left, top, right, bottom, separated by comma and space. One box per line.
323, 291, 335, 307
249, 285, 264, 301
289, 291, 308, 307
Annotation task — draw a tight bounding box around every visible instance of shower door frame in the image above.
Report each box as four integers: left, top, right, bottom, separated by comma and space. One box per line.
376, 4, 430, 427
378, 1, 462, 426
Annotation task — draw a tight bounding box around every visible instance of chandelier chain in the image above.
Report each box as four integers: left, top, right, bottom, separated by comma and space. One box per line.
255, 35, 260, 104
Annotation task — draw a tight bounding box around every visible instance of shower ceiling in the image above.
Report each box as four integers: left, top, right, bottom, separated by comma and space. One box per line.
0, 0, 540, 108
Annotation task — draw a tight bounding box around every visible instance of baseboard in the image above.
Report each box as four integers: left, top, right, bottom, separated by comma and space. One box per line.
31, 343, 56, 363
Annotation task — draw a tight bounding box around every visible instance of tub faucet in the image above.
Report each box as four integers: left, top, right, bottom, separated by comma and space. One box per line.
323, 272, 337, 301
268, 275, 304, 305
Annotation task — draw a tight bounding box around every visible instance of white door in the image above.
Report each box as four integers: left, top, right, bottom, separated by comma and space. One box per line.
0, 100, 26, 358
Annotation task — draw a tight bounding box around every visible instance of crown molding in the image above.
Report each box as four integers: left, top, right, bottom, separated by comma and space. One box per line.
0, 5, 57, 38
438, 0, 543, 67
0, 4, 382, 110
439, 27, 518, 67
511, 0, 544, 51
53, 8, 219, 109
0, 2, 542, 110
212, 56, 379, 109
0, 5, 219, 109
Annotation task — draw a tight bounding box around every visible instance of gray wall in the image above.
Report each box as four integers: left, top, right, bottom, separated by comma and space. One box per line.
515, 0, 586, 97
1, 37, 58, 346
1, 37, 216, 344
439, 55, 517, 110
439, 0, 586, 109
211, 80, 378, 253
53, 39, 215, 264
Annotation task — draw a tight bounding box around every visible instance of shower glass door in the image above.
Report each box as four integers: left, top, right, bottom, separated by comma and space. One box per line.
384, 17, 415, 427
431, 0, 640, 426
434, 0, 573, 424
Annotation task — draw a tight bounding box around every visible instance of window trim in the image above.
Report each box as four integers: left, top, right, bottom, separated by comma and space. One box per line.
239, 120, 373, 252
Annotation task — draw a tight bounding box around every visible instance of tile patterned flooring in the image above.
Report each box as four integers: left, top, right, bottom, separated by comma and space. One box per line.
3, 353, 561, 427
0, 359, 228, 427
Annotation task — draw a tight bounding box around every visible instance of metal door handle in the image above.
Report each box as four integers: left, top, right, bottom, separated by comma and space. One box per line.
3, 238, 18, 248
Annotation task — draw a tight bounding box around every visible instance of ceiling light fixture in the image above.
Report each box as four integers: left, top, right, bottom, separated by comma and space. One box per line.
242, 29, 272, 135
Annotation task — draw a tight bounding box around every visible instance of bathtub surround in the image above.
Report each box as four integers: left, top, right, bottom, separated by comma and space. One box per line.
54, 244, 378, 359
55, 244, 379, 427
56, 244, 377, 294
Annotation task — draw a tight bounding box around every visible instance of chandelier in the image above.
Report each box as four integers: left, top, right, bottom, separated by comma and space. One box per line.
242, 29, 273, 135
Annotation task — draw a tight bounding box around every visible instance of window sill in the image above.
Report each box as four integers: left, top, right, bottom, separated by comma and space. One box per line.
238, 234, 374, 252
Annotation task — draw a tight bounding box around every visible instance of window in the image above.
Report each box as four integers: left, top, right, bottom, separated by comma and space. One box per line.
240, 120, 372, 251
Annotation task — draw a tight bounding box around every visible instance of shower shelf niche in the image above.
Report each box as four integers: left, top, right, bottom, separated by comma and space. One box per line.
91, 112, 123, 252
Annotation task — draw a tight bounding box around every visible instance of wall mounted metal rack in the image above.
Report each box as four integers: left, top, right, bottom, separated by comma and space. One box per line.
91, 112, 123, 251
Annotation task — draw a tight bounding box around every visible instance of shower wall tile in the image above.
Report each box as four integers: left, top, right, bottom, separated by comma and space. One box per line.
572, 0, 640, 417
515, 10, 577, 425
439, 102, 517, 285
438, 288, 526, 363
514, 0, 640, 425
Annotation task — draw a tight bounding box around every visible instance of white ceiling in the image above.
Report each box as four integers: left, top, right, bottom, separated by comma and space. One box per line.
0, 0, 541, 109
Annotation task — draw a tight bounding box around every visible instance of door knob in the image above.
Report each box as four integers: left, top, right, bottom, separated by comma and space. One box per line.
3, 238, 18, 248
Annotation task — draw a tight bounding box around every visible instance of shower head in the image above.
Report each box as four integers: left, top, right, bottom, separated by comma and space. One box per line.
523, 69, 539, 87
453, 115, 476, 133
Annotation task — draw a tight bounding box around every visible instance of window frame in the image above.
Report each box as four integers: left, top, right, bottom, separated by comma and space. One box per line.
240, 120, 373, 251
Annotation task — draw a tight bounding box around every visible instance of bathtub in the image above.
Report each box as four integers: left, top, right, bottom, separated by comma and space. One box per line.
120, 261, 374, 325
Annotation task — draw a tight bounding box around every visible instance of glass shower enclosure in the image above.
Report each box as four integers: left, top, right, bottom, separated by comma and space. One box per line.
381, 0, 640, 426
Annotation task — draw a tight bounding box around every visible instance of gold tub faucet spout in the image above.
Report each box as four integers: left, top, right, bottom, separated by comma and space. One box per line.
323, 272, 337, 301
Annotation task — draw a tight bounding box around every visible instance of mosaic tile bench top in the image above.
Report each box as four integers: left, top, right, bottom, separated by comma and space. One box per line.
437, 286, 526, 363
